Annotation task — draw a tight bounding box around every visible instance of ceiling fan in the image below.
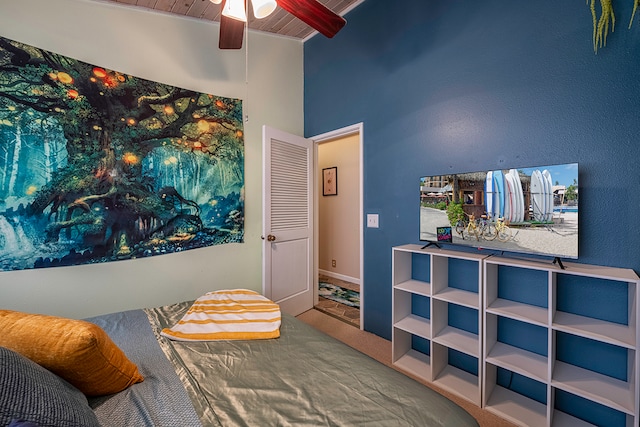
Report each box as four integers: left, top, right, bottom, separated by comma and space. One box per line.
211, 0, 346, 49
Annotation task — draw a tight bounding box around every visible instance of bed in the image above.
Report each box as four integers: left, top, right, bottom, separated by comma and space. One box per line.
0, 295, 479, 427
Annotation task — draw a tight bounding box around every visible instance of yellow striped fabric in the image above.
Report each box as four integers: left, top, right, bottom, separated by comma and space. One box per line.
160, 290, 281, 341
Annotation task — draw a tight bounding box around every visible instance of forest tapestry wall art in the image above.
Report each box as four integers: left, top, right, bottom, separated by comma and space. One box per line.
0, 36, 244, 272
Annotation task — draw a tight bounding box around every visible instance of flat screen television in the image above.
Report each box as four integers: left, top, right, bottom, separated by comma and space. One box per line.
420, 163, 578, 260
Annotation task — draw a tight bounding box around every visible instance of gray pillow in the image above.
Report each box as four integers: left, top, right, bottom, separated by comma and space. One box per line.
0, 346, 100, 427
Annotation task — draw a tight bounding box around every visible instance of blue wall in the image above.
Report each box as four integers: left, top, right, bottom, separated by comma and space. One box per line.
304, 0, 640, 340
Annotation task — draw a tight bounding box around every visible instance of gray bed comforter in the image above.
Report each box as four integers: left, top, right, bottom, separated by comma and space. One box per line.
87, 301, 479, 427
86, 308, 202, 426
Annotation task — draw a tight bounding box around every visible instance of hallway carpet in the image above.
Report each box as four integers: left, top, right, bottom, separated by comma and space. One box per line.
318, 281, 360, 308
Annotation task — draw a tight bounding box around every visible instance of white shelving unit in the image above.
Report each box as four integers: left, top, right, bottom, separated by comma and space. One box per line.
392, 244, 486, 406
483, 256, 640, 427
392, 244, 640, 426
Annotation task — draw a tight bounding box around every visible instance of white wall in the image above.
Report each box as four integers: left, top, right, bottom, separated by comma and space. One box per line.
318, 134, 360, 282
0, 0, 304, 318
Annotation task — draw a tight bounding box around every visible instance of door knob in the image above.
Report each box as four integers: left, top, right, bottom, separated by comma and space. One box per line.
266, 234, 276, 241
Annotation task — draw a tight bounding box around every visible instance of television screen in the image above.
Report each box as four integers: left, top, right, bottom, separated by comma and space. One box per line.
420, 163, 578, 259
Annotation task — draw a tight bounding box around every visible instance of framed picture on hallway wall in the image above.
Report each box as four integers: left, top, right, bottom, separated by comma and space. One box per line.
323, 167, 338, 196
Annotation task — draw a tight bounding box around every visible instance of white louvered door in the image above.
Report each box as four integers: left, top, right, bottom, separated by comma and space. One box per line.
262, 126, 314, 315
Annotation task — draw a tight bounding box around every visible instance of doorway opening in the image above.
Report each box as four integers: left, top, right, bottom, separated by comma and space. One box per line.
313, 123, 363, 329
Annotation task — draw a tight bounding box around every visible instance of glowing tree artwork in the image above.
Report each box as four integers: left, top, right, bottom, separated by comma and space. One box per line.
0, 36, 244, 271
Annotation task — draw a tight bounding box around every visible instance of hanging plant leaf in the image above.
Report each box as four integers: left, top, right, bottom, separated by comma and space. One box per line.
589, 0, 616, 53
629, 0, 640, 28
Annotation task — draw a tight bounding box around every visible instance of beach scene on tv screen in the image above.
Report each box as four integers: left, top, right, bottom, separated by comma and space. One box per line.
420, 163, 578, 259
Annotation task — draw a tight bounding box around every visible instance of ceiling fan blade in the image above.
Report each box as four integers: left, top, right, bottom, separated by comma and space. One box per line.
276, 0, 346, 38
219, 8, 245, 49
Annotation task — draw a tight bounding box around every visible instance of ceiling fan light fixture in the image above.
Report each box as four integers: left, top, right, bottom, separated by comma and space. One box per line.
222, 0, 247, 22
250, 0, 277, 19
209, 0, 222, 4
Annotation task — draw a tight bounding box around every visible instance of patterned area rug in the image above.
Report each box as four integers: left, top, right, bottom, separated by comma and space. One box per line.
319, 282, 360, 308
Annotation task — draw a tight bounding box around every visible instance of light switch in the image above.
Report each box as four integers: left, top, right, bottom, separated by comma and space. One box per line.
367, 214, 379, 228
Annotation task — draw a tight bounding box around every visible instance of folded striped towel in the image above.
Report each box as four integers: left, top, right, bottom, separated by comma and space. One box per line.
161, 289, 281, 341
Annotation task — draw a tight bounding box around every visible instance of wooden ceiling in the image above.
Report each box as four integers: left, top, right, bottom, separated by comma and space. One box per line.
101, 0, 364, 40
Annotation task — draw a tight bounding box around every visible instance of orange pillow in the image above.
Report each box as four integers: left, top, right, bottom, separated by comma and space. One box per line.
0, 310, 144, 396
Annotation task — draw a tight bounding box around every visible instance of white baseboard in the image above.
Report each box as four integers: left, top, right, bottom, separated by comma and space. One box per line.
318, 269, 361, 286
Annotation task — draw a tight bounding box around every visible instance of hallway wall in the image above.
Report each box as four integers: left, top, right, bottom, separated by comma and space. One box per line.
318, 134, 360, 283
